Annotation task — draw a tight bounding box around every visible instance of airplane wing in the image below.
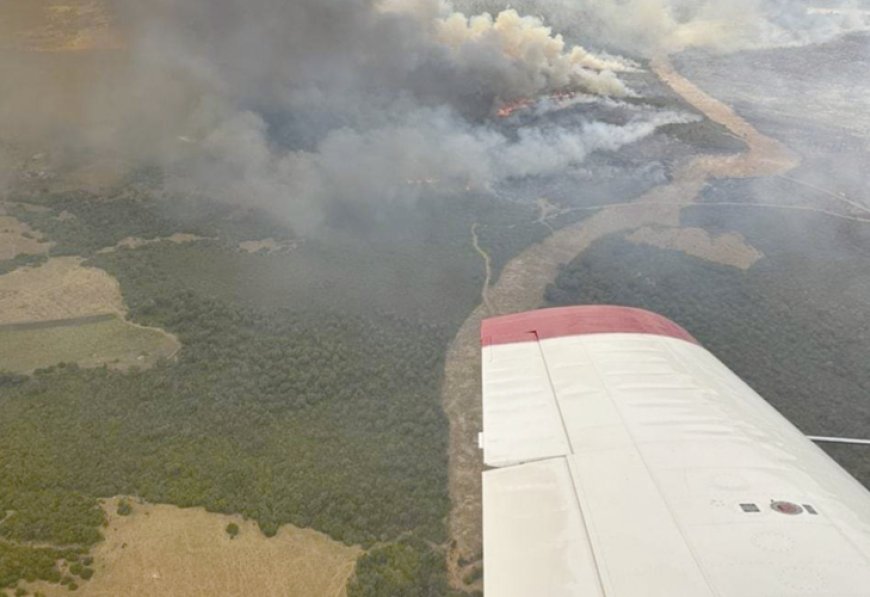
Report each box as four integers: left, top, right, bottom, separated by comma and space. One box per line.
480, 306, 870, 596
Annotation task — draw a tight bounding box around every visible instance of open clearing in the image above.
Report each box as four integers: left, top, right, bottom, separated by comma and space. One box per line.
0, 314, 178, 372
0, 215, 53, 260
0, 256, 124, 324
0, 257, 180, 371
626, 226, 763, 270
26, 498, 362, 597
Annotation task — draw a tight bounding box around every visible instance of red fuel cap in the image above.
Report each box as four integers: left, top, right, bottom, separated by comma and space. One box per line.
770, 501, 803, 515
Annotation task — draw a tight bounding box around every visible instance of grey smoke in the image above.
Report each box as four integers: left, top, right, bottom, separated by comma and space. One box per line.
1, 0, 699, 228
175, 103, 695, 226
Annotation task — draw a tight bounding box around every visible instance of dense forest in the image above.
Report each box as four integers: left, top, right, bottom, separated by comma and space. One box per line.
0, 187, 548, 594
348, 538, 455, 597
0, 292, 452, 540
545, 206, 870, 486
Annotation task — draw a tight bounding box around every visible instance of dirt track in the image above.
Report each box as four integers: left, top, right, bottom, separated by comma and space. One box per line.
442, 57, 798, 590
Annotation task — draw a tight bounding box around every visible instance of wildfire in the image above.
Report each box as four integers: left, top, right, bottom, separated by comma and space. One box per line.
496, 98, 536, 118
496, 90, 581, 119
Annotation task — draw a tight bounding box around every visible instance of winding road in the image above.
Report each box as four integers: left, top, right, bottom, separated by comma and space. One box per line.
470, 223, 494, 315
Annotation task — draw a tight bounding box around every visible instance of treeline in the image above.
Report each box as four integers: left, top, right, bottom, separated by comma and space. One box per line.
0, 541, 87, 591
0, 490, 103, 546
348, 539, 462, 597
8, 191, 294, 257
0, 254, 47, 276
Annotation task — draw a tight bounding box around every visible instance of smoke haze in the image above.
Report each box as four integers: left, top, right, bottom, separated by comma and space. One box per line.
0, 0, 678, 229
1, 0, 866, 229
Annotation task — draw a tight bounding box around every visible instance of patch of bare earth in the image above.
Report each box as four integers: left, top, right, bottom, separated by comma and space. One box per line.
25, 498, 362, 597
0, 214, 53, 260
626, 226, 763, 270
0, 256, 124, 324
443, 57, 797, 591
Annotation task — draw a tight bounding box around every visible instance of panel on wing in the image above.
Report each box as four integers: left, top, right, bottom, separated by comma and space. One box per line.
483, 458, 604, 597
482, 338, 570, 467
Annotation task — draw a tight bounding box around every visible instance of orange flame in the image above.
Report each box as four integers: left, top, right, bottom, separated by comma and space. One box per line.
496, 98, 535, 118
496, 90, 579, 118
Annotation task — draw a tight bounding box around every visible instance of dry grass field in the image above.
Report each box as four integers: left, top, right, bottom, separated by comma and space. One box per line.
24, 498, 362, 597
0, 256, 125, 324
0, 314, 179, 372
0, 257, 180, 371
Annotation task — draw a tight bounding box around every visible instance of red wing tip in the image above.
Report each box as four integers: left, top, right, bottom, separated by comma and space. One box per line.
480, 305, 699, 347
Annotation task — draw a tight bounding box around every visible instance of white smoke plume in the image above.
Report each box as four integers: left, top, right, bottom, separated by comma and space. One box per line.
457, 0, 870, 55
430, 6, 636, 96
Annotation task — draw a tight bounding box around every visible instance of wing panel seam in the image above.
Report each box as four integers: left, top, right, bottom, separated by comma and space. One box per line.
533, 331, 575, 455
563, 456, 612, 596
577, 334, 721, 596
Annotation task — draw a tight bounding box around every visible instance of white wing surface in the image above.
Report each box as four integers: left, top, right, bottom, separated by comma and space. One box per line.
480, 306, 870, 597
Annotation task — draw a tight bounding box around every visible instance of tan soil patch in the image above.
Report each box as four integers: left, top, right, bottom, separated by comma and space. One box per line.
0, 256, 124, 325
627, 226, 763, 270
26, 498, 362, 597
0, 215, 53, 260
